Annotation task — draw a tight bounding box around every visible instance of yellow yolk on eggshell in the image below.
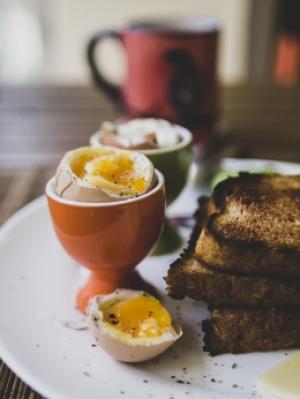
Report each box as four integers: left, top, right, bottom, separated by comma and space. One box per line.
102, 295, 172, 338
85, 154, 146, 195
54, 146, 154, 202
87, 289, 182, 363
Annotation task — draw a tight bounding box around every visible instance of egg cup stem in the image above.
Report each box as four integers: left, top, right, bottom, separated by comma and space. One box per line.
76, 269, 156, 314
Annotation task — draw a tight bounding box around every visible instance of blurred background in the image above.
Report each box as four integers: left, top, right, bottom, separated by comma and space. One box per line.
1, 0, 299, 86
0, 0, 300, 164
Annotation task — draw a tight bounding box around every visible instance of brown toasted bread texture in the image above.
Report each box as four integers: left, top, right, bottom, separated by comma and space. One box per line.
203, 307, 300, 355
196, 173, 300, 278
166, 173, 300, 356
167, 255, 300, 307
166, 192, 300, 307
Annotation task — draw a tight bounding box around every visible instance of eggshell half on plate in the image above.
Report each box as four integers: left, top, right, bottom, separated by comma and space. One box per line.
87, 291, 182, 363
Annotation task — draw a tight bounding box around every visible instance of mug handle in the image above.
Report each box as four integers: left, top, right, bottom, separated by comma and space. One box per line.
87, 30, 123, 104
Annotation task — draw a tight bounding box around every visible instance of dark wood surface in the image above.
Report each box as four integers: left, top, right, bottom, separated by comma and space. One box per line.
0, 84, 300, 398
1, 84, 300, 168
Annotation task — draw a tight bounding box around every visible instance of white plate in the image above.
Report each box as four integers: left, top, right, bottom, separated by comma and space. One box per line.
1, 158, 300, 399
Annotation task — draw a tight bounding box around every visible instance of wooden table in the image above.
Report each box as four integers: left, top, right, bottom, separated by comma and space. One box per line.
0, 84, 300, 398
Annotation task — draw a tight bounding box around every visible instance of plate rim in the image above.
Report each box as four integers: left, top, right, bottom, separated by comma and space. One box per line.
222, 157, 300, 170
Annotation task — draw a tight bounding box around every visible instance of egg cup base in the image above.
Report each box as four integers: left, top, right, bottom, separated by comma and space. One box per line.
76, 269, 157, 314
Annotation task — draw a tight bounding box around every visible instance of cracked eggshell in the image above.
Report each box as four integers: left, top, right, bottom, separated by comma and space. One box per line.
53, 146, 155, 203
54, 165, 114, 203
87, 290, 182, 363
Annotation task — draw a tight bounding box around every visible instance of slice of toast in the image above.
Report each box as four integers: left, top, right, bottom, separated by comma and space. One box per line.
166, 196, 300, 307
167, 255, 300, 307
203, 307, 300, 355
196, 173, 300, 279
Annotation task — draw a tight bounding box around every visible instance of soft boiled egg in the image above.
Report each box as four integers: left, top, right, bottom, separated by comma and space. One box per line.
87, 289, 182, 362
54, 146, 155, 202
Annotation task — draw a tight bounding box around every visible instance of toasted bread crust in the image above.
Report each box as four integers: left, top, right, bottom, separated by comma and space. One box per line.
166, 255, 300, 306
167, 189, 300, 305
167, 173, 300, 355
196, 227, 300, 279
203, 307, 300, 355
196, 173, 300, 278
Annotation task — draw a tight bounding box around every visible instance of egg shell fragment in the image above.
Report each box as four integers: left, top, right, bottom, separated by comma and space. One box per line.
54, 167, 115, 202
87, 290, 182, 363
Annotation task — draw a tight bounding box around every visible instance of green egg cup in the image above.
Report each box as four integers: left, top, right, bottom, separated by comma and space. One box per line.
90, 125, 193, 255
145, 138, 192, 254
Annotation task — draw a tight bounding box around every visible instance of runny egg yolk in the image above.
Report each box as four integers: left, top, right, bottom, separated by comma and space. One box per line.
70, 151, 98, 178
86, 154, 146, 194
102, 295, 172, 338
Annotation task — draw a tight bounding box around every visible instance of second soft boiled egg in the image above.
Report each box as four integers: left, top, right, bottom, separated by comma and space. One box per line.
87, 289, 182, 362
54, 146, 155, 202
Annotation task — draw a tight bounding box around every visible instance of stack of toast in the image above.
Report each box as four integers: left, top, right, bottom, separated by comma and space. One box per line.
166, 173, 300, 355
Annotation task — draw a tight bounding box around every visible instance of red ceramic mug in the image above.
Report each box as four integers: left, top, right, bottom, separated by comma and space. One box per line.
87, 18, 219, 137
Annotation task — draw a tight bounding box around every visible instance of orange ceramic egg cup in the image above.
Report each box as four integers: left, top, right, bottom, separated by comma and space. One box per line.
46, 170, 165, 313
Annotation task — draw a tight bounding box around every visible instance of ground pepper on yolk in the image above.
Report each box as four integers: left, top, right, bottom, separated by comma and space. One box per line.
87, 154, 146, 194
101, 295, 172, 338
